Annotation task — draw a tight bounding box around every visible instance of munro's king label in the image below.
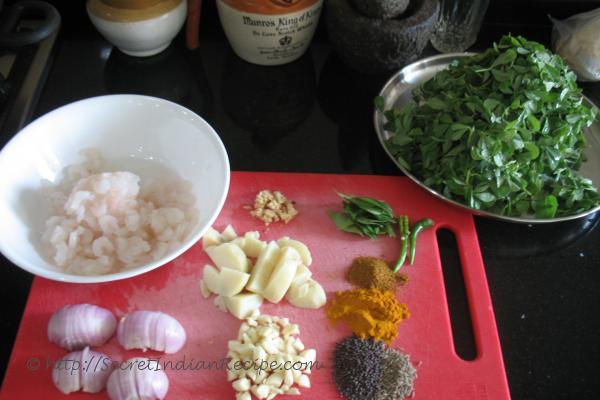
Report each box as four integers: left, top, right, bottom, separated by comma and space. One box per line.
217, 0, 323, 65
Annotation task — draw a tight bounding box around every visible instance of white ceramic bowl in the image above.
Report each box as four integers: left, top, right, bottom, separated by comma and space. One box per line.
0, 95, 230, 283
87, 0, 187, 57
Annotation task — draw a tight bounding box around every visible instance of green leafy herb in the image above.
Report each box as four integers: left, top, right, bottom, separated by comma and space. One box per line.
380, 34, 600, 218
328, 193, 396, 239
533, 194, 558, 218
374, 96, 385, 112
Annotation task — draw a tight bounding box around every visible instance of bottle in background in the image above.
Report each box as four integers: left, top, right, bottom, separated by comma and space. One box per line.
430, 0, 489, 53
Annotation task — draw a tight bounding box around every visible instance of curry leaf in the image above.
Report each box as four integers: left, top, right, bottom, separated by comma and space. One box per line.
329, 194, 397, 238
533, 195, 558, 218
426, 98, 447, 110
374, 96, 385, 112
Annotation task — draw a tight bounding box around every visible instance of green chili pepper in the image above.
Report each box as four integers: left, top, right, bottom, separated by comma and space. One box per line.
409, 218, 435, 265
393, 215, 410, 273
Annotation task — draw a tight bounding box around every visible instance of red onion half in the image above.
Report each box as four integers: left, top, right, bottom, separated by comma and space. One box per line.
52, 347, 113, 394
48, 304, 117, 350
107, 357, 169, 400
117, 311, 186, 354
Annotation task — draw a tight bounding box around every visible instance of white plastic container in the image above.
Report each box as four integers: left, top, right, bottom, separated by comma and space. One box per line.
217, 0, 323, 66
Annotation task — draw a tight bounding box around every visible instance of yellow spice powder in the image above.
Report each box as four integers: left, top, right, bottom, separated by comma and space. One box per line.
326, 288, 409, 343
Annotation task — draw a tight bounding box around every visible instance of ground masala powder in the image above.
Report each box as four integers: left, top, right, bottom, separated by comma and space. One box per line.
346, 256, 408, 291
326, 288, 410, 343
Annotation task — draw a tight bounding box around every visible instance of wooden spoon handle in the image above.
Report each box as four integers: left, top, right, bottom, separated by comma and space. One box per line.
186, 0, 201, 50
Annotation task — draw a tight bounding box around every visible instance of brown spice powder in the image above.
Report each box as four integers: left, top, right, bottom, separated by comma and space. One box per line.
347, 256, 408, 291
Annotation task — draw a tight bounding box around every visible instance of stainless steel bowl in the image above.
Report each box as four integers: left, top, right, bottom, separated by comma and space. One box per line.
374, 53, 600, 224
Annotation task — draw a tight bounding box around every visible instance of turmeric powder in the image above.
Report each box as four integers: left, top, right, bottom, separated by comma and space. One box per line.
326, 288, 409, 343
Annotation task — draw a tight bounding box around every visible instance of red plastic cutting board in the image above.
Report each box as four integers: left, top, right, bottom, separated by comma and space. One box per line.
0, 172, 510, 400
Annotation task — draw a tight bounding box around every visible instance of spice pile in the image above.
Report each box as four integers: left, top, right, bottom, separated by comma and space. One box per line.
326, 288, 409, 343
333, 336, 384, 400
347, 256, 407, 291
330, 252, 417, 399
333, 336, 417, 400
246, 190, 298, 225
377, 347, 417, 400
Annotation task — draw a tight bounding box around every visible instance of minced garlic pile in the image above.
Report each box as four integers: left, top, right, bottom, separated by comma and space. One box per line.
247, 190, 298, 225
227, 313, 316, 400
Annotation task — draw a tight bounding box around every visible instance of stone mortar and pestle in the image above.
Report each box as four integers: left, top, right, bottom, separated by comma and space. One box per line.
327, 0, 440, 74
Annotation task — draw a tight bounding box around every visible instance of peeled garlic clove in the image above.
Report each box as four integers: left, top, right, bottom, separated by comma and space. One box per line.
52, 347, 113, 394
107, 358, 169, 400
48, 304, 117, 350
117, 311, 186, 353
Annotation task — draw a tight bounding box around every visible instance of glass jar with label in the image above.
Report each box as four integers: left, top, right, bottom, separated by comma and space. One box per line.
216, 0, 324, 66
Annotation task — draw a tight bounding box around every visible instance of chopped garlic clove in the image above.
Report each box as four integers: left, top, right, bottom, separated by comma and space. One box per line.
232, 378, 251, 392
235, 391, 251, 400
296, 374, 310, 388
300, 349, 316, 363
251, 384, 270, 399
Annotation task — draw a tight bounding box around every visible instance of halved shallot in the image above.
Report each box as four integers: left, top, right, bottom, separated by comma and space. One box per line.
107, 357, 169, 400
117, 311, 186, 353
52, 347, 113, 394
48, 304, 117, 350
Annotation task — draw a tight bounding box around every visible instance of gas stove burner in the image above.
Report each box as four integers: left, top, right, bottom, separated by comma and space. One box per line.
0, 1, 60, 143
0, 0, 60, 48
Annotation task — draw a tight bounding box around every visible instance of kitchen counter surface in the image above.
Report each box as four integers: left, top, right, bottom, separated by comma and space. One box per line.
1, 2, 600, 399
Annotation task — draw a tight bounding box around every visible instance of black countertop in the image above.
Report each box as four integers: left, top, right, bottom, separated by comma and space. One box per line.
1, 1, 600, 399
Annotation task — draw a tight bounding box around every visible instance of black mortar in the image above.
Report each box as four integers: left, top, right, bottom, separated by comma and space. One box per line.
327, 0, 440, 74
351, 0, 410, 19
